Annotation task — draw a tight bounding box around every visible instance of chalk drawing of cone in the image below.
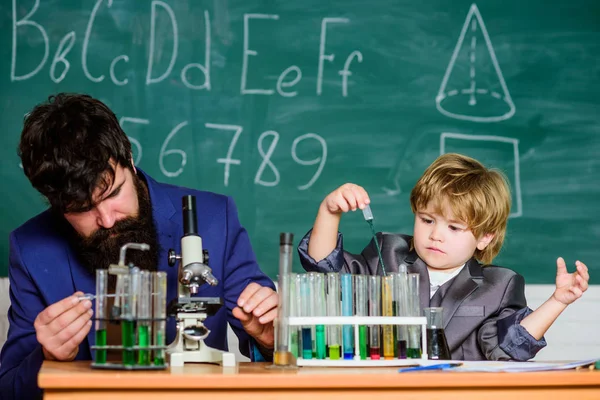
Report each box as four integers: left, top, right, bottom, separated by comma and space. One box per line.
436, 4, 515, 123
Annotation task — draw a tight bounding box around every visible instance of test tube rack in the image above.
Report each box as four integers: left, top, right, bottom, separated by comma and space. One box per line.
90, 316, 169, 370
288, 315, 430, 367
90, 269, 169, 370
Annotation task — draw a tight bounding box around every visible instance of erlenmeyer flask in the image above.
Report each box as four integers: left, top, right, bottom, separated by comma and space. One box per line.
423, 307, 451, 360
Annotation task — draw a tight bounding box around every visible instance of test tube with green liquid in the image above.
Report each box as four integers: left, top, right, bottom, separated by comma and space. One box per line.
300, 274, 312, 359
153, 272, 167, 366
393, 266, 409, 359
288, 273, 300, 359
137, 270, 152, 365
95, 269, 108, 364
406, 273, 421, 358
382, 275, 395, 359
326, 273, 342, 360
354, 275, 368, 360
368, 275, 381, 360
310, 272, 327, 359
120, 272, 135, 366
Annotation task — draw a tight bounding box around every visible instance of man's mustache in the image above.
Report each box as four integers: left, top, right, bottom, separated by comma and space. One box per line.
80, 217, 141, 247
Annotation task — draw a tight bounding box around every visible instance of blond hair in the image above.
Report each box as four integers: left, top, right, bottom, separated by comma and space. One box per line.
409, 153, 511, 264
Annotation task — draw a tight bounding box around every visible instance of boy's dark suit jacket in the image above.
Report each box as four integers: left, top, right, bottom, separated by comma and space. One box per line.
298, 231, 545, 361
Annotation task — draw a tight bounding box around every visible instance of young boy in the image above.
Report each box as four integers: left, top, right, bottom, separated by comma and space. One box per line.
297, 153, 589, 361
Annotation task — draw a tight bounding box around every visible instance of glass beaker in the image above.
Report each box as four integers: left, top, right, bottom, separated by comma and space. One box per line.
423, 307, 451, 360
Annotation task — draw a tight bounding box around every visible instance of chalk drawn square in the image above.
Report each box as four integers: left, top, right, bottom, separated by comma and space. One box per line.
440, 132, 522, 218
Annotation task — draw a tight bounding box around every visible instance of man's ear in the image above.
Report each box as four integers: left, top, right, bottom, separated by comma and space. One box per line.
476, 233, 495, 250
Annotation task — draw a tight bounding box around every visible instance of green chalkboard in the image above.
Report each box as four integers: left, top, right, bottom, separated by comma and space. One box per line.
1, 1, 599, 283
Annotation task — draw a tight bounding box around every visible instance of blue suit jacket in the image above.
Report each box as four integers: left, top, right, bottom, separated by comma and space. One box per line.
0, 170, 274, 399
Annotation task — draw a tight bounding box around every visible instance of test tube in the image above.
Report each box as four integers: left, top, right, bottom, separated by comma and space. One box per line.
382, 275, 395, 359
274, 232, 294, 366
95, 269, 108, 364
354, 275, 368, 360
300, 274, 312, 359
152, 272, 167, 366
326, 273, 342, 360
137, 270, 152, 365
310, 272, 327, 359
341, 274, 354, 360
393, 266, 409, 359
120, 273, 135, 366
406, 273, 421, 358
368, 275, 381, 360
288, 273, 300, 359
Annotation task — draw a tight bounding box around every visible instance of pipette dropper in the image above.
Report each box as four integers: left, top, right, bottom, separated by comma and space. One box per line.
362, 204, 387, 276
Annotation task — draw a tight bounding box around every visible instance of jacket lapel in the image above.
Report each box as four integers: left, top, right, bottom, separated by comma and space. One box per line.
439, 258, 483, 330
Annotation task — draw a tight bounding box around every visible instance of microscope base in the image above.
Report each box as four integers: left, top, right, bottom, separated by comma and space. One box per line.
167, 343, 236, 367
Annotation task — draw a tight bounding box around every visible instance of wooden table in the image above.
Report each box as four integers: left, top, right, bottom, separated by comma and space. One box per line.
39, 361, 600, 399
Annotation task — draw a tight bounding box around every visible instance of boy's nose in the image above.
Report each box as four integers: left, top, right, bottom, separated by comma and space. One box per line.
429, 226, 443, 242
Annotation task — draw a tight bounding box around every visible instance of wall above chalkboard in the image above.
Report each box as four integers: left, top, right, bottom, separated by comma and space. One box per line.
1, 0, 598, 283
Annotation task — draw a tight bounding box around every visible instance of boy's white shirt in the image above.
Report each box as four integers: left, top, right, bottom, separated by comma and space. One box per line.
428, 264, 465, 299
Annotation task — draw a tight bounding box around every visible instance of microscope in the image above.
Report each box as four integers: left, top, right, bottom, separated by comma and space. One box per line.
166, 195, 235, 367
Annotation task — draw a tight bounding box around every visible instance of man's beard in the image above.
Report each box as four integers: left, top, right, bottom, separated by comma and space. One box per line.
71, 174, 160, 275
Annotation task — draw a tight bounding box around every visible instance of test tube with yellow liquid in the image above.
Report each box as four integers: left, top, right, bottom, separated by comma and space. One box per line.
273, 233, 295, 367
382, 275, 395, 359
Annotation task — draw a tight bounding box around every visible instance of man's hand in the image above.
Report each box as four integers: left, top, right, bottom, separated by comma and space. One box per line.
232, 283, 278, 349
34, 292, 93, 361
552, 257, 589, 306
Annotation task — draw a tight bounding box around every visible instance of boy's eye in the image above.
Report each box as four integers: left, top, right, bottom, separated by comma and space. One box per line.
421, 217, 433, 224
449, 225, 460, 231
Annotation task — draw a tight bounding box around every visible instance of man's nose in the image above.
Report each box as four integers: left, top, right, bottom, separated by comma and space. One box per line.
95, 203, 116, 229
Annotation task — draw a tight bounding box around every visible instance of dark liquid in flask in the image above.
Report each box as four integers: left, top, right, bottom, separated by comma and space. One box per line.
426, 328, 451, 360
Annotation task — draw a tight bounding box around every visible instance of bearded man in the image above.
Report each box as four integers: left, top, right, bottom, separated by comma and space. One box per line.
0, 93, 277, 400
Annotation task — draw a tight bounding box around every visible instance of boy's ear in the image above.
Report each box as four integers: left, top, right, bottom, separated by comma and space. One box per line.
476, 233, 495, 250
130, 155, 137, 173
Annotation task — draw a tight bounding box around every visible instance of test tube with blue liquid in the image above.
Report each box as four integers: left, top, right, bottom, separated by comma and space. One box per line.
300, 274, 312, 359
326, 273, 342, 360
341, 274, 354, 360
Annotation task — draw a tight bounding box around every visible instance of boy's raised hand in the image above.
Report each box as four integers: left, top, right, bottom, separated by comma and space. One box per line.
552, 257, 589, 305
322, 183, 370, 215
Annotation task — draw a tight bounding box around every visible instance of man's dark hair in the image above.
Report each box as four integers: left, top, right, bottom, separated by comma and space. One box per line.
18, 93, 133, 213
